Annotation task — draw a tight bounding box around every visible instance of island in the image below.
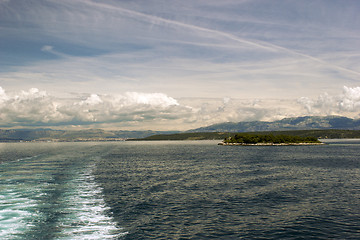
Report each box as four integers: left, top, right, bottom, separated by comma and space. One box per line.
219, 133, 324, 146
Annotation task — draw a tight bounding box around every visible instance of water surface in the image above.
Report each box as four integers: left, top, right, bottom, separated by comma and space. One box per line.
1, 140, 359, 239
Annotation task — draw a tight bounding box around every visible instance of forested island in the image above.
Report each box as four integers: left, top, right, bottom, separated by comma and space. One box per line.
2, 128, 360, 142
129, 129, 360, 141
219, 133, 323, 146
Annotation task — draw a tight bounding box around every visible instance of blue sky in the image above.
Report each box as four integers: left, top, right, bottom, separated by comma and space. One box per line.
1, 0, 360, 130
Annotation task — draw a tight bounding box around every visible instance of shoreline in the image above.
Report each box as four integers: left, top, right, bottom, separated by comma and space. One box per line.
218, 142, 325, 146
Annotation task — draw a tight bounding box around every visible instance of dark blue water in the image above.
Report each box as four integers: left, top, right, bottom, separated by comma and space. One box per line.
1, 140, 359, 239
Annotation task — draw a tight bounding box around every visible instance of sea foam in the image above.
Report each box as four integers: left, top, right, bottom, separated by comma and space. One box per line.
57, 164, 128, 239
0, 154, 126, 239
0, 188, 40, 239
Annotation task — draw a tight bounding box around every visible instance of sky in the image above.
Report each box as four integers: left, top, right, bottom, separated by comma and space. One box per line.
1, 0, 360, 130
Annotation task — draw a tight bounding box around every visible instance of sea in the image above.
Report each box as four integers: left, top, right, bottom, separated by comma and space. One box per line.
0, 140, 359, 239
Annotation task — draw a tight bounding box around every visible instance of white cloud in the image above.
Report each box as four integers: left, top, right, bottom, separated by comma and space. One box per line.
0, 86, 189, 129
339, 86, 360, 111
0, 87, 62, 126
1, 86, 360, 130
41, 45, 54, 52
122, 92, 179, 107
178, 97, 307, 127
79, 94, 103, 106
297, 86, 360, 118
1, 0, 360, 101
0, 86, 9, 103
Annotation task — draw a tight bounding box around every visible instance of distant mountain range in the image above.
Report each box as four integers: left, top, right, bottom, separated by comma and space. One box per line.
188, 116, 360, 133
0, 129, 179, 142
1, 116, 360, 141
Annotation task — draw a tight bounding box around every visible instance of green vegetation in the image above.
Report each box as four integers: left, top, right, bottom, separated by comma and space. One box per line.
252, 129, 360, 139
131, 129, 360, 141
2, 128, 360, 142
223, 133, 320, 144
130, 130, 360, 141
128, 132, 230, 141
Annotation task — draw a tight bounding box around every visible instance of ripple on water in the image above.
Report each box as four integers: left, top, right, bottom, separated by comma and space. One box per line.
0, 148, 127, 240
0, 189, 40, 239
58, 165, 128, 239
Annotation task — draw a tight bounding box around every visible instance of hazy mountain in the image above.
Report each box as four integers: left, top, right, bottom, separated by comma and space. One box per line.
2, 116, 360, 142
188, 116, 360, 133
0, 129, 179, 142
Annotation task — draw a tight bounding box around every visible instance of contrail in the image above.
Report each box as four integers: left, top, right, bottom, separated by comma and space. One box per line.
80, 0, 360, 78
77, 0, 276, 52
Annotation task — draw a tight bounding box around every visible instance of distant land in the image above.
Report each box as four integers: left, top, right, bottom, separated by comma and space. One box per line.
132, 116, 360, 141
1, 116, 360, 142
219, 133, 322, 146
188, 116, 360, 132
0, 129, 179, 142
130, 130, 360, 141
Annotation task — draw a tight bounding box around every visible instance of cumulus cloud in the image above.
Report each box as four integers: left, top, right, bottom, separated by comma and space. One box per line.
178, 97, 306, 128
0, 86, 189, 129
0, 86, 9, 103
297, 86, 360, 118
120, 92, 179, 107
181, 87, 360, 129
339, 86, 360, 111
1, 86, 360, 130
79, 94, 103, 106
0, 87, 63, 126
3, 85, 293, 130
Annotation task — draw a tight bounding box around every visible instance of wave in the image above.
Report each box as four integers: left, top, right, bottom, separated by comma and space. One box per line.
58, 164, 128, 239
0, 156, 127, 239
0, 188, 41, 239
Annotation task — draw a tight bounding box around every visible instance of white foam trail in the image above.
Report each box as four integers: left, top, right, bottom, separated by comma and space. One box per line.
0, 155, 44, 239
0, 188, 40, 239
58, 164, 128, 239
0, 156, 126, 239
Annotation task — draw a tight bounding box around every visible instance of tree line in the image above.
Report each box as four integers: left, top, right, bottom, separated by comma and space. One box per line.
224, 133, 320, 144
